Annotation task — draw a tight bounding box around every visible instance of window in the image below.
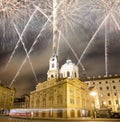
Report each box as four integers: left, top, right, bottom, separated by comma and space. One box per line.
57, 95, 62, 104
114, 92, 117, 96
31, 101, 34, 108
67, 71, 70, 77
106, 86, 109, 90
112, 80, 115, 83
74, 72, 77, 77
52, 58, 54, 61
107, 93, 110, 96
99, 82, 101, 84
70, 98, 74, 104
113, 86, 116, 89
49, 96, 54, 105
36, 100, 40, 107
100, 87, 102, 90
51, 75, 54, 78
57, 110, 63, 117
109, 100, 111, 105
93, 82, 95, 85
116, 100, 118, 104
42, 98, 46, 107
76, 97, 80, 105
77, 110, 81, 117
52, 63, 54, 68
106, 81, 108, 84
71, 110, 75, 117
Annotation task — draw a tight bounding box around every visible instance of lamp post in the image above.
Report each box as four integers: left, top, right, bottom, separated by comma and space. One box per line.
90, 91, 97, 118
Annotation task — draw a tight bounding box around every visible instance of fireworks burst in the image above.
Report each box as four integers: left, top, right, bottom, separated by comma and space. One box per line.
0, 0, 41, 22
0, 0, 120, 86
0, 0, 35, 50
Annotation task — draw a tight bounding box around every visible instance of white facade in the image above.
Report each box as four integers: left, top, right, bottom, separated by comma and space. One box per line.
60, 59, 79, 79
47, 52, 59, 80
47, 52, 79, 80
85, 77, 120, 112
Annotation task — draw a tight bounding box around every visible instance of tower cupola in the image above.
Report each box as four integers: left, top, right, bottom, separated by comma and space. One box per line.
60, 59, 79, 79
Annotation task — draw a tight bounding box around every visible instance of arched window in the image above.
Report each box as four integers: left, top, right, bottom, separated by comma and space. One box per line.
52, 63, 54, 68
71, 110, 75, 117
52, 58, 54, 61
51, 74, 54, 78
57, 110, 63, 117
43, 98, 46, 107
75, 72, 77, 77
31, 101, 34, 108
36, 100, 40, 108
67, 71, 70, 77
77, 110, 81, 117
49, 96, 54, 105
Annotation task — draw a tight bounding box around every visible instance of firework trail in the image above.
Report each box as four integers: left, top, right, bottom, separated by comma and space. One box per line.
0, 0, 36, 36
35, 0, 84, 69
13, 22, 38, 82
77, 3, 114, 66
9, 16, 51, 87
4, 5, 39, 72
9, 0, 63, 87
0, 0, 120, 86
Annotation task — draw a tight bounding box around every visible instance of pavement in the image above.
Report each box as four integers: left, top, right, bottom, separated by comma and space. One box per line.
9, 116, 120, 121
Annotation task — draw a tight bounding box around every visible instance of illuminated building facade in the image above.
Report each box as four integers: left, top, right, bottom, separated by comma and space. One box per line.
85, 76, 120, 112
0, 83, 15, 112
30, 52, 94, 118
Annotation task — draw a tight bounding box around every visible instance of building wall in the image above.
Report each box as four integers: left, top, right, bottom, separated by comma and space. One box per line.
85, 77, 120, 112
30, 78, 93, 118
13, 94, 30, 108
0, 84, 15, 111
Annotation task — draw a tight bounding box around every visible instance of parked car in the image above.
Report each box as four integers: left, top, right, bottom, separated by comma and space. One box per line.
110, 112, 120, 118
96, 108, 111, 118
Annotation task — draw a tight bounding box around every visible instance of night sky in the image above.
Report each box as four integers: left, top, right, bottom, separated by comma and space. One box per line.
0, 0, 120, 97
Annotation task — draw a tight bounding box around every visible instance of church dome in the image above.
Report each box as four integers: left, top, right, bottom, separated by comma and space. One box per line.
60, 59, 79, 79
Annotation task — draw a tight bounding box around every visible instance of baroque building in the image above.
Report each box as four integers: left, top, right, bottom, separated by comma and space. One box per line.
85, 76, 120, 112
30, 51, 94, 118
0, 83, 15, 113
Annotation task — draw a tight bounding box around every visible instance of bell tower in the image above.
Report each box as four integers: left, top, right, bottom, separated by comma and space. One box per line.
47, 49, 59, 80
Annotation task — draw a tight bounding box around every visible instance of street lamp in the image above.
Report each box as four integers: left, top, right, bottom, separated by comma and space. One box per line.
90, 91, 97, 110
90, 91, 97, 97
90, 91, 97, 118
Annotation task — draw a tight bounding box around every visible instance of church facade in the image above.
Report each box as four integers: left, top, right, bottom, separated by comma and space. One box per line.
30, 51, 94, 118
